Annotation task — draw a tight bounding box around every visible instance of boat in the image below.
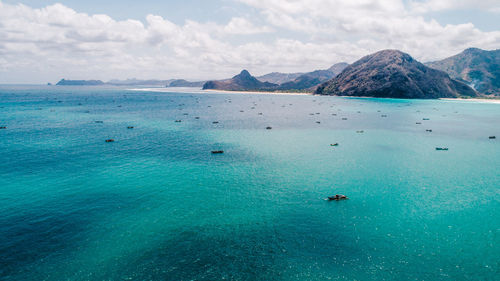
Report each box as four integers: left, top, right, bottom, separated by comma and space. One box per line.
127, 126, 134, 129
211, 150, 224, 154
435, 147, 448, 151
105, 139, 115, 143
175, 120, 182, 122
330, 143, 339, 146
426, 129, 432, 132
0, 126, 6, 129
326, 194, 348, 201
489, 136, 496, 139
266, 126, 272, 130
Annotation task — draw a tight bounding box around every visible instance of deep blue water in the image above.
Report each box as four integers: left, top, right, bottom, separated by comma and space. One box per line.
0, 85, 499, 280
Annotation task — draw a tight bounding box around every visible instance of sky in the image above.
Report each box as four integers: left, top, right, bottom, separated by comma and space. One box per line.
1, 0, 499, 84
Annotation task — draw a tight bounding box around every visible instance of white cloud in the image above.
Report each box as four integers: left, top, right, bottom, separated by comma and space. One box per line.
0, 1, 499, 83
224, 17, 273, 34
237, 0, 500, 61
409, 0, 500, 13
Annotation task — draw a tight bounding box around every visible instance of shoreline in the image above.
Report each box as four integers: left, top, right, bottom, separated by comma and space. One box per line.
128, 87, 500, 102
129, 87, 312, 96
439, 98, 500, 104
203, 89, 312, 96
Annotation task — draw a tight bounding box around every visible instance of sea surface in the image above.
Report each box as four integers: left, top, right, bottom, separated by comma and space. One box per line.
0, 85, 499, 281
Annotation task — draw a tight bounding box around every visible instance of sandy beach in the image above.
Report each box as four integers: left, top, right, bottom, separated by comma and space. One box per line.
440, 98, 500, 104
130, 88, 500, 102
129, 87, 312, 96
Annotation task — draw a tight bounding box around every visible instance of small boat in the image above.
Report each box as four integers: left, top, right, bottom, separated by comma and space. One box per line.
211, 150, 224, 154
127, 126, 134, 129
489, 136, 496, 139
423, 118, 430, 121
330, 143, 339, 146
356, 130, 364, 133
316, 121, 321, 124
435, 147, 448, 151
95, 121, 104, 124
195, 117, 200, 119
416, 122, 422, 124
326, 194, 348, 201
105, 139, 115, 143
266, 126, 272, 130
426, 129, 433, 132
175, 120, 182, 123
212, 121, 219, 124
0, 126, 6, 129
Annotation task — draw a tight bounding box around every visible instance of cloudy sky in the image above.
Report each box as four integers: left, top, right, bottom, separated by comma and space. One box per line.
1, 0, 499, 83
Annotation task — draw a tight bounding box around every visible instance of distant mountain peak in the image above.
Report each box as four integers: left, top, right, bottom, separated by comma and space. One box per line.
203, 70, 277, 91
238, 70, 251, 77
463, 47, 483, 54
426, 47, 500, 96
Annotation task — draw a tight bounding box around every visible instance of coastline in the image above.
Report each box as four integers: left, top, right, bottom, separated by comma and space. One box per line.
439, 98, 500, 104
203, 89, 311, 96
128, 87, 500, 102
129, 87, 312, 96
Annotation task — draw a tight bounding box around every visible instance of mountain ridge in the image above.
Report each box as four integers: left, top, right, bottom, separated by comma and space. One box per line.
316, 50, 477, 99
426, 48, 500, 96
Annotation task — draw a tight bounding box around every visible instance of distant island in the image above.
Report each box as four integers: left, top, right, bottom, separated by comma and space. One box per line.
166, 79, 206, 87
56, 79, 105, 86
315, 50, 477, 99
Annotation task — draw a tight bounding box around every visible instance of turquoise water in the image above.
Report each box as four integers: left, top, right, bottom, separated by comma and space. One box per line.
0, 85, 499, 280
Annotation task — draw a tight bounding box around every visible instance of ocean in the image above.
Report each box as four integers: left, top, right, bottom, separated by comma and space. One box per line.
0, 85, 499, 280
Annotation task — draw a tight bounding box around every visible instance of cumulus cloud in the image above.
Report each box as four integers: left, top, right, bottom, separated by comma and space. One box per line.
237, 0, 500, 60
0, 1, 499, 83
409, 0, 500, 13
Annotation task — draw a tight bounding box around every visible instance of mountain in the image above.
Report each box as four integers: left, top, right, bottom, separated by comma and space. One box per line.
56, 79, 105, 86
166, 79, 205, 87
315, 50, 477, 99
107, 79, 174, 86
202, 70, 278, 91
426, 48, 500, 96
257, 72, 303, 84
278, 63, 348, 91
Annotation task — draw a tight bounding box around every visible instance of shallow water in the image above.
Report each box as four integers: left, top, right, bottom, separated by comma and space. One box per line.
0, 85, 499, 280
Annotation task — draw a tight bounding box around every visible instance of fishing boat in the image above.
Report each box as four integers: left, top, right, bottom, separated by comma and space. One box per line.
326, 194, 348, 201
435, 147, 448, 151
